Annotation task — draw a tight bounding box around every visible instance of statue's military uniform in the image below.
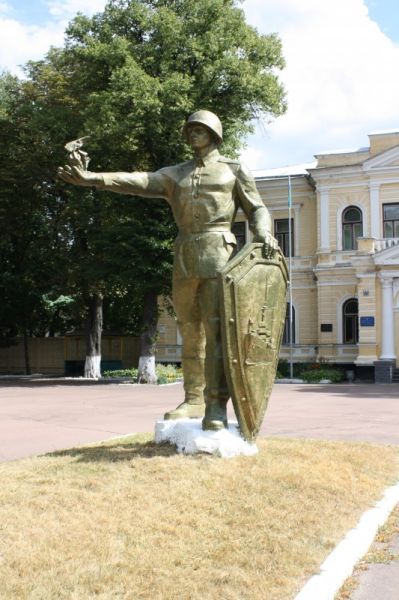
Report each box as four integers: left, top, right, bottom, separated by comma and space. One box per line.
95, 111, 272, 429
98, 148, 271, 427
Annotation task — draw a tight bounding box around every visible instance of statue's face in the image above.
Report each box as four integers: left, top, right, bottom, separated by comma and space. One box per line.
187, 124, 214, 151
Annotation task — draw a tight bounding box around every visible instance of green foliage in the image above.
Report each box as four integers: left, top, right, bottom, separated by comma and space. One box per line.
102, 362, 182, 384
0, 0, 286, 351
276, 359, 311, 379
276, 359, 288, 378
57, 0, 286, 167
103, 367, 138, 378
276, 360, 345, 383
156, 363, 183, 384
301, 368, 344, 383
0, 72, 74, 340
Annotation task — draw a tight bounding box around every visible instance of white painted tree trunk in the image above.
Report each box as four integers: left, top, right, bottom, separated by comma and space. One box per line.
138, 355, 157, 384
84, 293, 103, 379
84, 355, 101, 379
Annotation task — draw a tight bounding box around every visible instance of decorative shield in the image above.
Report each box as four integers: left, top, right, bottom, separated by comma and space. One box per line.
218, 242, 288, 442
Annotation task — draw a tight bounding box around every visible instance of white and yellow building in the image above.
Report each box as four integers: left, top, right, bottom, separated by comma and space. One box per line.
157, 129, 399, 382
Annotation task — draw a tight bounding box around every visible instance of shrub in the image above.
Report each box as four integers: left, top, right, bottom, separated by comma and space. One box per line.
156, 363, 183, 384
103, 364, 183, 384
276, 360, 313, 378
277, 359, 289, 377
301, 368, 344, 383
102, 368, 138, 379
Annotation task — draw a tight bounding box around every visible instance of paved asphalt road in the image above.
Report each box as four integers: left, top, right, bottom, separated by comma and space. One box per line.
0, 378, 398, 462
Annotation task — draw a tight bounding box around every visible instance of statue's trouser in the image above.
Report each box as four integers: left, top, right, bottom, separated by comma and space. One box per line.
164, 277, 229, 430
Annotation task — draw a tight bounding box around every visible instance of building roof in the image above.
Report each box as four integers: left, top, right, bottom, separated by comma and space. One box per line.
254, 161, 317, 179
369, 128, 399, 136
314, 146, 369, 157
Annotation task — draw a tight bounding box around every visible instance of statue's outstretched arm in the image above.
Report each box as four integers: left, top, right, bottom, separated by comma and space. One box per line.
57, 137, 169, 199
57, 163, 103, 187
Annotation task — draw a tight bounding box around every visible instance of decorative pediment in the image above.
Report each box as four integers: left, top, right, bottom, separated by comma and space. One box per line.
363, 144, 399, 172
374, 243, 399, 265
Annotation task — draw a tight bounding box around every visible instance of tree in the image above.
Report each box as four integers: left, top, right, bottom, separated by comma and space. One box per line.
0, 72, 74, 372
3, 0, 286, 378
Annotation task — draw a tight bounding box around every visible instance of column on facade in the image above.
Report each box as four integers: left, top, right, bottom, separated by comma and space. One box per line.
379, 274, 396, 360
293, 205, 301, 256
355, 273, 377, 364
369, 182, 381, 239
319, 186, 330, 251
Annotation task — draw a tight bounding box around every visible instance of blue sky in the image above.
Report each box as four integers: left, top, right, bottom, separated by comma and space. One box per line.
1, 0, 399, 170
365, 0, 399, 42
3, 1, 49, 24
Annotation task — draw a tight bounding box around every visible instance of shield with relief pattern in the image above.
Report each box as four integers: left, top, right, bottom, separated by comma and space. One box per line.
218, 242, 288, 442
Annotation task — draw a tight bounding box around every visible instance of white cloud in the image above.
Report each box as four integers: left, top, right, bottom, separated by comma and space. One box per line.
0, 1, 107, 76
47, 0, 106, 18
0, 17, 65, 76
2, 0, 399, 170
241, 0, 399, 168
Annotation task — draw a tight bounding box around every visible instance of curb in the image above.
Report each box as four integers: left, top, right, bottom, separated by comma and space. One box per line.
294, 481, 399, 600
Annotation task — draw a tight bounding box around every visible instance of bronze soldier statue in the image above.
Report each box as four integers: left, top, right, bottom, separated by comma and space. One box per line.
58, 110, 278, 432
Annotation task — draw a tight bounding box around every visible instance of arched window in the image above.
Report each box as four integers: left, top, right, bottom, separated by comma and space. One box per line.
343, 298, 358, 344
282, 303, 295, 345
342, 206, 363, 250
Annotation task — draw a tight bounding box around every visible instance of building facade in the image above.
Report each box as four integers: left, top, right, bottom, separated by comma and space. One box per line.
157, 129, 399, 382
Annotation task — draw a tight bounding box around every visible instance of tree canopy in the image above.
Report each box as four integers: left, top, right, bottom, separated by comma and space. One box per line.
0, 0, 286, 373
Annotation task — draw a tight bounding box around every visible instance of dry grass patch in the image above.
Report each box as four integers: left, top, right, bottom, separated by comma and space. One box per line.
0, 435, 398, 600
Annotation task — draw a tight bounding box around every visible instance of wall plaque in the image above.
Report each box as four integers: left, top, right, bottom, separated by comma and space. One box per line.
360, 316, 375, 327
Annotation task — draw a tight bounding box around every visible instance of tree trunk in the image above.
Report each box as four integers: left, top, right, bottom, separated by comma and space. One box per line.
23, 328, 31, 375
84, 293, 103, 379
137, 289, 158, 384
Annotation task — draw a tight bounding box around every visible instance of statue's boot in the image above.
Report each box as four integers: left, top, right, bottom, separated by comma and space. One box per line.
201, 356, 229, 430
164, 400, 204, 420
164, 358, 205, 420
202, 399, 228, 431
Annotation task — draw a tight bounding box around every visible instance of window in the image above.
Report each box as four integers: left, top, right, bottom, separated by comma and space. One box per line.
282, 303, 295, 345
232, 221, 246, 255
343, 298, 358, 344
383, 203, 399, 238
342, 206, 362, 250
274, 218, 294, 257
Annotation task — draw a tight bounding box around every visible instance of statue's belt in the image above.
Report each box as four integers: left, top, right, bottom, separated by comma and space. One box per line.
176, 230, 236, 244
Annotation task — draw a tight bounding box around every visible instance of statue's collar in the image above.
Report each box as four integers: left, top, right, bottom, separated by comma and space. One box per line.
194, 148, 220, 167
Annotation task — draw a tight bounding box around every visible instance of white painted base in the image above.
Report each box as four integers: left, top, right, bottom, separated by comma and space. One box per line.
138, 356, 157, 383
154, 418, 258, 458
84, 355, 101, 379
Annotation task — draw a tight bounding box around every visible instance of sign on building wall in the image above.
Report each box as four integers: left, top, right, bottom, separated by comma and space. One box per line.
360, 316, 375, 327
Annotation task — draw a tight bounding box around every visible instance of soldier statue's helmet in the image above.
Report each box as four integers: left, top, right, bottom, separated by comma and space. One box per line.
182, 110, 223, 145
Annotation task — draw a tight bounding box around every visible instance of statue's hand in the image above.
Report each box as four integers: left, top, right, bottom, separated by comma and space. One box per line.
253, 232, 279, 259
58, 135, 96, 186
57, 165, 100, 187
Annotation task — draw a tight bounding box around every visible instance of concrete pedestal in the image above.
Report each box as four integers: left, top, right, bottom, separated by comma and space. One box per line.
154, 418, 258, 458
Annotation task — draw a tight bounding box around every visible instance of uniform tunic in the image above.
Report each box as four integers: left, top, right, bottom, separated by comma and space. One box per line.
97, 147, 272, 405
99, 148, 271, 279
